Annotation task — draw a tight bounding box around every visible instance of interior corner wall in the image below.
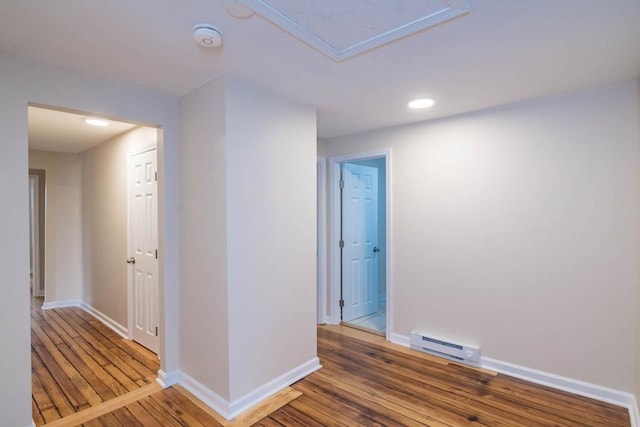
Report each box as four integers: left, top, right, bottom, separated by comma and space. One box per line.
29, 149, 83, 304
0, 51, 180, 427
0, 57, 32, 427
81, 126, 157, 328
225, 78, 318, 402
179, 78, 230, 400
317, 138, 329, 157
321, 80, 640, 394
636, 75, 640, 407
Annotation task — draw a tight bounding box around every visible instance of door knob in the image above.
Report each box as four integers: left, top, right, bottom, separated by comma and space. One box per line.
126, 257, 136, 264
373, 247, 380, 253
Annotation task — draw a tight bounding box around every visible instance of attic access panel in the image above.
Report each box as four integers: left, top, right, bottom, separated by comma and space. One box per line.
239, 0, 472, 61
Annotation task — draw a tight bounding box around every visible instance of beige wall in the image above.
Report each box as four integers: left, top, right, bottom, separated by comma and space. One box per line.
225, 78, 318, 401
0, 52, 179, 427
81, 126, 157, 327
179, 77, 231, 399
179, 77, 318, 407
29, 150, 83, 304
637, 76, 640, 407
0, 58, 32, 427
321, 81, 640, 394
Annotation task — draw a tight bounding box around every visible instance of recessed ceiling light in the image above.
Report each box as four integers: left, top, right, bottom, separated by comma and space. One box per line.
84, 118, 109, 127
223, 0, 255, 19
408, 98, 435, 109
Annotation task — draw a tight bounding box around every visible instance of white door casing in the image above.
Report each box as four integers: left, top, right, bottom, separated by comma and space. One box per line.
128, 148, 159, 353
342, 163, 378, 322
29, 174, 40, 297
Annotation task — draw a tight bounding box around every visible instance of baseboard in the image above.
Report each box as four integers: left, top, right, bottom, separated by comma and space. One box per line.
40, 300, 129, 340
179, 357, 321, 421
631, 399, 639, 427
41, 299, 82, 310
227, 357, 321, 418
389, 332, 410, 347
79, 302, 128, 339
390, 332, 637, 426
481, 356, 639, 427
157, 369, 180, 388
179, 372, 233, 419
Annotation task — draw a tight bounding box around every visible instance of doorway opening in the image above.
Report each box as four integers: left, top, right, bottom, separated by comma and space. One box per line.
340, 159, 386, 334
27, 103, 164, 423
29, 169, 45, 299
128, 146, 160, 354
322, 149, 392, 339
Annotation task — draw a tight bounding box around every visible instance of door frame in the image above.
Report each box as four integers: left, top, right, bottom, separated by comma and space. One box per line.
127, 144, 159, 348
317, 156, 328, 324
29, 169, 45, 299
324, 149, 393, 340
341, 162, 379, 322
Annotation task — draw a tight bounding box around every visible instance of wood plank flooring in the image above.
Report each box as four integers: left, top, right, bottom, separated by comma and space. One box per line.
32, 297, 631, 426
31, 297, 160, 425
257, 326, 630, 427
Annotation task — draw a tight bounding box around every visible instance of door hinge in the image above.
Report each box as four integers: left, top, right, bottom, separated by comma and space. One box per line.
155, 249, 158, 259
339, 179, 344, 189
155, 326, 158, 337
155, 171, 158, 181
339, 240, 344, 248
339, 299, 345, 308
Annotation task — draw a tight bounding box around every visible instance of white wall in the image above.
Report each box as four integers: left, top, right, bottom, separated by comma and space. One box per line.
321, 81, 640, 394
81, 126, 157, 328
0, 52, 179, 427
29, 150, 83, 304
179, 78, 231, 399
225, 78, 318, 401
178, 77, 318, 409
0, 56, 32, 427
637, 76, 640, 407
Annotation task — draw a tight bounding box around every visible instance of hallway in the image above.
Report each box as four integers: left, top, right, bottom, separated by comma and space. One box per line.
30, 297, 159, 425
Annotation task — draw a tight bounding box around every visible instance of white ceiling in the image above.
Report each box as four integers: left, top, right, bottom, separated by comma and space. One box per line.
28, 106, 139, 153
1, 0, 639, 140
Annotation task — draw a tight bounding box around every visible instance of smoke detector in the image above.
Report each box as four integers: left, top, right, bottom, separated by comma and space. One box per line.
193, 24, 222, 48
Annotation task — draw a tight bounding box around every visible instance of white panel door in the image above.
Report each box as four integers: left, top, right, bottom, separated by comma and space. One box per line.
128, 148, 159, 353
342, 163, 378, 322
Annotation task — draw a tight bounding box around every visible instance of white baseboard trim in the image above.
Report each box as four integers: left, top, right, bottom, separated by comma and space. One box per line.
79, 302, 128, 339
631, 399, 639, 427
389, 332, 410, 347
157, 369, 180, 388
481, 356, 639, 427
228, 357, 321, 419
179, 357, 322, 421
42, 299, 82, 310
41, 300, 129, 340
390, 332, 637, 426
179, 372, 234, 420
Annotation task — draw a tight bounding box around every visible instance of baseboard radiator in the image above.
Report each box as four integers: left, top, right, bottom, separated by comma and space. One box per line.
410, 330, 481, 366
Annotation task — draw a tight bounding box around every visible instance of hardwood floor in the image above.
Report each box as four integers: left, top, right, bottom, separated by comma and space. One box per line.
30, 297, 159, 425
258, 326, 631, 427
32, 299, 631, 426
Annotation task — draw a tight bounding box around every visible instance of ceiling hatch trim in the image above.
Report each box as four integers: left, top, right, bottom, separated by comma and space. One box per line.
240, 0, 472, 62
